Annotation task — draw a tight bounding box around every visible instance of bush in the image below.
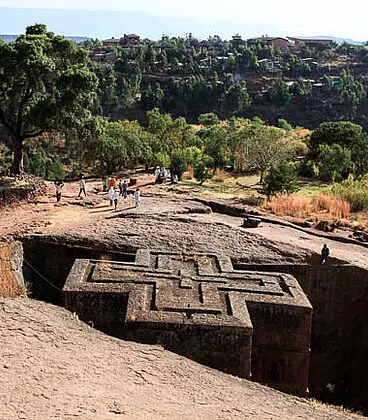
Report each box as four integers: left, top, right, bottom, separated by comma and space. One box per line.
263, 162, 298, 197
193, 154, 214, 185
24, 148, 47, 178
213, 168, 231, 182
317, 143, 352, 181
154, 152, 171, 169
332, 178, 368, 212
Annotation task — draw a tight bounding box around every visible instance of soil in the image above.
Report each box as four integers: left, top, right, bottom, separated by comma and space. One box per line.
1, 174, 367, 419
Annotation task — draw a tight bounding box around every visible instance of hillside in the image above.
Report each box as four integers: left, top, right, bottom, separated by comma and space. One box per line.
0, 297, 362, 420
0, 34, 91, 43
1, 176, 368, 418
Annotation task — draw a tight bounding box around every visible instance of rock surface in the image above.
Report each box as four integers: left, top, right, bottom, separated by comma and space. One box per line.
0, 298, 361, 420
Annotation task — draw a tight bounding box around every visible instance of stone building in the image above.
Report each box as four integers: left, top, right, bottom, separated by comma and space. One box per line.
63, 249, 312, 394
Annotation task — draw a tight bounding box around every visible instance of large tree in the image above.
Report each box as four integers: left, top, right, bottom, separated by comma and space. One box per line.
0, 24, 98, 174
236, 125, 296, 182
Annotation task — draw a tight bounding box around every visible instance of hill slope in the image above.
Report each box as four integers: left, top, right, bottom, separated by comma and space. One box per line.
0, 297, 361, 420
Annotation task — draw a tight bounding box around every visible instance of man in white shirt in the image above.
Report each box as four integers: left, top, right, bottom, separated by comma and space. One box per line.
78, 175, 87, 197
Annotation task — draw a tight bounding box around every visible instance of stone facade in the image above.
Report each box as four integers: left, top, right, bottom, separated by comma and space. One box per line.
63, 249, 312, 393
0, 241, 25, 297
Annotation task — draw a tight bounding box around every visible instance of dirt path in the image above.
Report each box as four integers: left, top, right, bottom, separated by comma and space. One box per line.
2, 177, 367, 267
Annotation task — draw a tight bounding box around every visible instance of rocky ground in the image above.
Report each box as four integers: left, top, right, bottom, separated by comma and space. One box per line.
0, 298, 362, 420
1, 174, 367, 419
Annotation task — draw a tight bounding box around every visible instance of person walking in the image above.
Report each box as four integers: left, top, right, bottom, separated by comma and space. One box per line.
113, 188, 119, 211
108, 186, 115, 206
78, 175, 87, 197
134, 188, 141, 207
321, 244, 330, 264
54, 179, 64, 202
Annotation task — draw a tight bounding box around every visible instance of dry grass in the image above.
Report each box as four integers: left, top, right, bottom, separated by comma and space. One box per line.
182, 164, 195, 180
313, 194, 350, 219
213, 169, 231, 183
263, 193, 350, 221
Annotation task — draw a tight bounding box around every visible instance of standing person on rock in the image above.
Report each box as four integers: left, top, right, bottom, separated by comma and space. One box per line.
134, 188, 141, 207
78, 174, 87, 197
321, 244, 330, 264
122, 180, 128, 199
113, 188, 119, 211
54, 178, 64, 203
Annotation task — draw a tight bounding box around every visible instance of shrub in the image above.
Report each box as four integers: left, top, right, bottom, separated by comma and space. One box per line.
263, 195, 311, 217
332, 178, 368, 212
263, 162, 298, 197
154, 152, 171, 169
317, 143, 352, 182
193, 154, 214, 185
312, 194, 350, 219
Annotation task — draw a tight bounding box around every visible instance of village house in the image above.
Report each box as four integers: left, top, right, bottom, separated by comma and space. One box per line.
287, 37, 335, 50
102, 37, 122, 47
89, 49, 116, 62
102, 34, 150, 48
247, 37, 292, 52
231, 34, 247, 48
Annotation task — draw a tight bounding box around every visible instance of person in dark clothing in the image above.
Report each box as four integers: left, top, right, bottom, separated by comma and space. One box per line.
321, 244, 330, 264
122, 180, 128, 199
54, 179, 64, 202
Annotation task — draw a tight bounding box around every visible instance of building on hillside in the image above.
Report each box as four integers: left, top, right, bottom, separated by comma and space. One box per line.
247, 37, 293, 52
89, 50, 116, 62
102, 37, 122, 47
120, 33, 142, 46
102, 34, 150, 48
257, 58, 281, 71
287, 37, 335, 50
231, 34, 247, 48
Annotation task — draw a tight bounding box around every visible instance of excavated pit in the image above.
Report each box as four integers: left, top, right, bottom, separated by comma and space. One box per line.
12, 237, 368, 415
21, 237, 137, 305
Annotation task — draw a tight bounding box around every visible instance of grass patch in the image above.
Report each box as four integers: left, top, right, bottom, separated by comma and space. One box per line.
262, 193, 350, 221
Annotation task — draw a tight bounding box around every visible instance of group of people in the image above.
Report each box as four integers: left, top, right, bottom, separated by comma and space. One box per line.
107, 177, 141, 210
54, 174, 87, 202
55, 174, 333, 263
154, 166, 179, 184
54, 175, 141, 211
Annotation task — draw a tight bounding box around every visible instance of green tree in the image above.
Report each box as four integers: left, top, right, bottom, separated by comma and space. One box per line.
263, 162, 298, 197
268, 80, 293, 105
198, 112, 220, 126
350, 133, 368, 177
309, 121, 363, 154
200, 125, 229, 168
236, 126, 295, 182
0, 24, 98, 174
193, 152, 214, 185
88, 119, 151, 174
276, 119, 293, 131
339, 69, 366, 109
317, 143, 352, 182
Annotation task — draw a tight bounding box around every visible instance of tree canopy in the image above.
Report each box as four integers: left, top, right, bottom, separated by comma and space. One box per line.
0, 24, 98, 173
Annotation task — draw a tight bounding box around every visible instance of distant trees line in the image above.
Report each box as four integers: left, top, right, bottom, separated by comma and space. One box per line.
1, 25, 368, 200
84, 34, 368, 124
